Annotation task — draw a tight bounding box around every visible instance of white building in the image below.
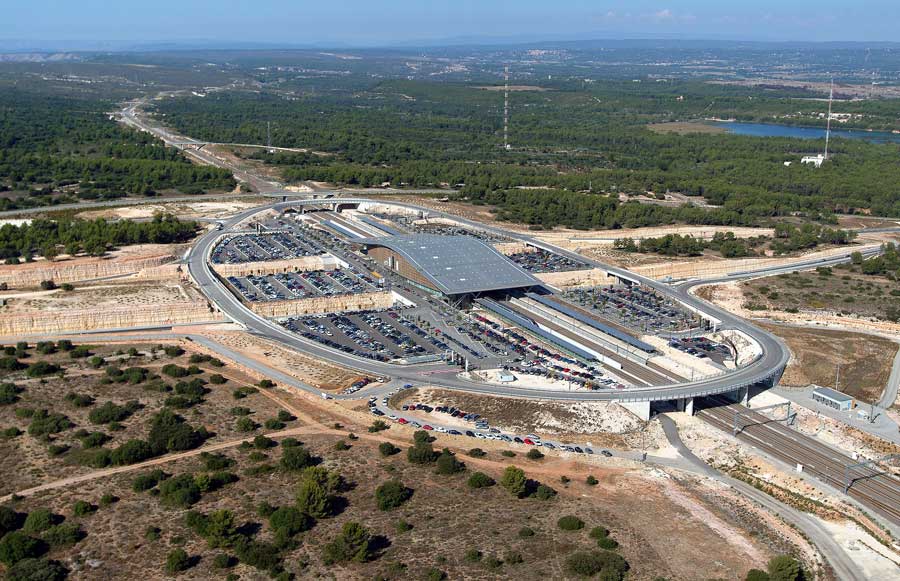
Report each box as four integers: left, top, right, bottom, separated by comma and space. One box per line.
801, 154, 826, 168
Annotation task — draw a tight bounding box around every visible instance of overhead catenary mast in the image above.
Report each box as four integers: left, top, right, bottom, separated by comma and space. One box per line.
503, 65, 510, 150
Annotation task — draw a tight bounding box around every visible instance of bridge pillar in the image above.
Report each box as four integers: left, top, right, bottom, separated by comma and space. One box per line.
620, 401, 651, 421
677, 397, 695, 416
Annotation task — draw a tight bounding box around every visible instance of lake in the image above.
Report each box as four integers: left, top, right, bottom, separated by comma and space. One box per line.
714, 121, 900, 144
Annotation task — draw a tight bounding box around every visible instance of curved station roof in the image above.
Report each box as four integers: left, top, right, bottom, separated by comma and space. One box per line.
358, 234, 541, 295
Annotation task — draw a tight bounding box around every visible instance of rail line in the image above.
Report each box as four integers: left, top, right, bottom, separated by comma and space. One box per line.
698, 396, 900, 525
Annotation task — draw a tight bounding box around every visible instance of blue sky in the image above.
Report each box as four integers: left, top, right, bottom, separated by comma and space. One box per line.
4, 1, 898, 46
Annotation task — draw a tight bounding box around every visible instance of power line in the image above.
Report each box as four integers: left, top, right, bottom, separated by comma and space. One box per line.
503, 65, 510, 150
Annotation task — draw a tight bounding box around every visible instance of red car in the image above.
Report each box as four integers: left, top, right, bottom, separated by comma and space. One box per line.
523, 438, 535, 445
397, 418, 408, 425
422, 425, 433, 431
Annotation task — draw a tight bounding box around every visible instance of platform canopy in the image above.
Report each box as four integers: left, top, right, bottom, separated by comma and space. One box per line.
359, 234, 541, 295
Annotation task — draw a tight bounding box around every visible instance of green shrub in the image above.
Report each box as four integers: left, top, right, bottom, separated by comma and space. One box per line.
533, 484, 556, 500
379, 442, 400, 457
64, 392, 94, 408
133, 469, 167, 492
586, 475, 599, 486
165, 548, 192, 574
27, 410, 72, 437
0, 383, 23, 405
589, 526, 609, 539
72, 501, 96, 517
158, 474, 201, 508
501, 450, 515, 457
99, 494, 118, 508
0, 532, 46, 566
557, 516, 584, 531
518, 527, 535, 539
25, 361, 60, 378
280, 445, 315, 471
1, 427, 22, 439
766, 555, 803, 581
88, 400, 139, 424
435, 449, 465, 475
467, 472, 495, 489
395, 519, 413, 533
200, 452, 235, 471
6, 557, 68, 581
269, 506, 311, 536
235, 417, 257, 432
597, 536, 619, 550
564, 550, 629, 579
321, 522, 374, 565
375, 480, 412, 511
22, 509, 59, 534
500, 466, 527, 498
467, 448, 486, 457
464, 549, 482, 563
368, 420, 389, 433
525, 448, 544, 460
334, 440, 350, 451
407, 441, 438, 464
42, 523, 85, 548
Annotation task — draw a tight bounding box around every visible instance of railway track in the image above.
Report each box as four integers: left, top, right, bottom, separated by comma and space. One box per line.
501, 299, 674, 386
698, 396, 900, 525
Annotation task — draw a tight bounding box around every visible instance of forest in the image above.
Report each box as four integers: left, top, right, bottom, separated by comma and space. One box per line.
0, 89, 235, 211
613, 225, 856, 258
0, 214, 199, 260
153, 80, 900, 225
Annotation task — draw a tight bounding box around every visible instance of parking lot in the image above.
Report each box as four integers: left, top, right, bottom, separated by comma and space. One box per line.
212, 231, 326, 263
565, 285, 699, 334
507, 249, 589, 273
281, 308, 449, 362
227, 266, 380, 302
668, 336, 731, 365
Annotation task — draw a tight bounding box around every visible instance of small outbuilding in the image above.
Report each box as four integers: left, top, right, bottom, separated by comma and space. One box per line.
811, 386, 854, 411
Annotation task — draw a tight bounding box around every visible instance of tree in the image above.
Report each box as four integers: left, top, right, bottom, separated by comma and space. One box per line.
0, 532, 46, 566
322, 522, 374, 565
269, 506, 311, 536
296, 475, 330, 518
22, 509, 57, 534
746, 570, 770, 581
280, 445, 314, 471
158, 474, 201, 508
500, 466, 527, 498
6, 558, 68, 581
407, 440, 438, 464
434, 449, 465, 475
766, 556, 803, 581
165, 548, 192, 574
375, 480, 412, 511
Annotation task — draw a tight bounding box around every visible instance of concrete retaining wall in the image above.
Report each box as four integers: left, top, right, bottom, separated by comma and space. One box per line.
210, 255, 339, 278
251, 291, 395, 318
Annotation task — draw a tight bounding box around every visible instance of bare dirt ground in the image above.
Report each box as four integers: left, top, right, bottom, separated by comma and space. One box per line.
757, 322, 897, 403
387, 388, 668, 452
2, 280, 202, 314
77, 200, 263, 221
200, 331, 367, 391
0, 343, 804, 581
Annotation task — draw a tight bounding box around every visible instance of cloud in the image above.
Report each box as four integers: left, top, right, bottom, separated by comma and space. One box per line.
653, 9, 675, 22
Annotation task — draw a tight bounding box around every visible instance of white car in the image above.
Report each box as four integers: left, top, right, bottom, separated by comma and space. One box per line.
388, 415, 397, 421
435, 426, 447, 433
475, 432, 487, 439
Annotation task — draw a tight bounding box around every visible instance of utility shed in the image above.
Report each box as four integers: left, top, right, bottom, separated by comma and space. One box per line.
811, 386, 854, 411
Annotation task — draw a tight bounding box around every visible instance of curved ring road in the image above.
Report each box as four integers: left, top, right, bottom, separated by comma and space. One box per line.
186, 197, 881, 403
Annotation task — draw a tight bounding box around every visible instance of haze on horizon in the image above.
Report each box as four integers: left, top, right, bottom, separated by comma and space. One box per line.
4, 0, 899, 50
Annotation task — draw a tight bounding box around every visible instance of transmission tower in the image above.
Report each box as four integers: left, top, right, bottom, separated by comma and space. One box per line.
824, 79, 833, 160
267, 121, 272, 153
503, 66, 510, 150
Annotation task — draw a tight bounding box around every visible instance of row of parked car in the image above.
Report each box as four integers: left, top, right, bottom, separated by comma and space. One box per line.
508, 249, 589, 274
370, 400, 614, 456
